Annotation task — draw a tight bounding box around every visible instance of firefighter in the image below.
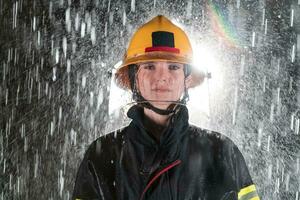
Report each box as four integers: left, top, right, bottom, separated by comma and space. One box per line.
72, 15, 260, 200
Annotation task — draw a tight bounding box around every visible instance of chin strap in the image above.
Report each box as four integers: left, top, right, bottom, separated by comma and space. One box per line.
129, 64, 190, 116
134, 95, 180, 115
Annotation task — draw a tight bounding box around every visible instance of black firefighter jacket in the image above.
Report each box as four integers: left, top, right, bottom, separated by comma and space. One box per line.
72, 105, 260, 200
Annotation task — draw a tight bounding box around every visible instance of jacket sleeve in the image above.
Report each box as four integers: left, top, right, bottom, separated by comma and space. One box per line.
72, 142, 104, 200
223, 137, 260, 200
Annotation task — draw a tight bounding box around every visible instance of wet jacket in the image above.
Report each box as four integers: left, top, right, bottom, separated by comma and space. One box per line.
72, 105, 260, 200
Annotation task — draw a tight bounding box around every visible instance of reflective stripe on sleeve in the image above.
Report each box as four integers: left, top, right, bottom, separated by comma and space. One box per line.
238, 184, 260, 200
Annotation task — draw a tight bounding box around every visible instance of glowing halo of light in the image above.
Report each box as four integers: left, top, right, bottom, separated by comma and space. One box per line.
187, 41, 224, 127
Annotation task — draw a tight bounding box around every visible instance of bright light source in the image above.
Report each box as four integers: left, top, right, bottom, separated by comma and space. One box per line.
108, 61, 131, 115
187, 43, 224, 127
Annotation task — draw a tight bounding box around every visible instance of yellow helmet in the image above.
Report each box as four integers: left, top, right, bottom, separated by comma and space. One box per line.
115, 15, 205, 90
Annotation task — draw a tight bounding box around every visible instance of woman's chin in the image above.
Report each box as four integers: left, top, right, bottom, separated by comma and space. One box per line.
150, 101, 173, 110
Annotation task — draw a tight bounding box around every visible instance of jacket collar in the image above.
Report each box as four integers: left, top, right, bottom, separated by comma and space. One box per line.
126, 104, 189, 149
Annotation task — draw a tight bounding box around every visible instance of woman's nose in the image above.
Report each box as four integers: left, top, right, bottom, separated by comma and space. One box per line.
155, 64, 170, 82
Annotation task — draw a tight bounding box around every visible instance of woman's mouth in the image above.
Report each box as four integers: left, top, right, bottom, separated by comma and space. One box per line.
152, 88, 171, 92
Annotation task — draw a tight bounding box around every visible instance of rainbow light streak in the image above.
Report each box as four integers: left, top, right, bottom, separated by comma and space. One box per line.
207, 0, 243, 48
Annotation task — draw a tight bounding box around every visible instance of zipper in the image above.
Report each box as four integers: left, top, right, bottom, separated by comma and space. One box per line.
139, 159, 182, 200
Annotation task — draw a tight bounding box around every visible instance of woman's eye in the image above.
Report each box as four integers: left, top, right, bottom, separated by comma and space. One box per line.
168, 64, 180, 70
144, 64, 155, 70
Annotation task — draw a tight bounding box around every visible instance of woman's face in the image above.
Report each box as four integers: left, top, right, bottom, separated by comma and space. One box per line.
136, 61, 191, 109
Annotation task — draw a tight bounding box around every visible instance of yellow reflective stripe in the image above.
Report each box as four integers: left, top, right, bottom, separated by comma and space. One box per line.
250, 197, 260, 200
238, 184, 256, 197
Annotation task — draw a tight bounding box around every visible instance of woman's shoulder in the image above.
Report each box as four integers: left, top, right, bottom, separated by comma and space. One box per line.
187, 124, 237, 149
84, 126, 129, 160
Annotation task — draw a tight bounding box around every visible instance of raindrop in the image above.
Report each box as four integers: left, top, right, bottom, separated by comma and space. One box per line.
90, 92, 94, 106
63, 37, 67, 58
16, 84, 19, 106
292, 44, 295, 63
82, 75, 86, 88
257, 127, 262, 148
52, 67, 57, 81
285, 173, 290, 191
65, 7, 71, 33
264, 19, 268, 35
91, 26, 96, 45
251, 32, 256, 47
17, 176, 20, 194
45, 81, 49, 96
236, 0, 240, 9
289, 77, 293, 93
186, 1, 192, 18
81, 22, 86, 38
75, 86, 80, 108
291, 113, 295, 130
75, 13, 80, 31
70, 129, 77, 146
3, 159, 6, 173
67, 59, 71, 73
86, 12, 91, 33
37, 30, 41, 46
281, 167, 285, 182
262, 8, 265, 26
55, 48, 60, 64
122, 10, 126, 26
275, 177, 280, 193
21, 123, 25, 138
131, 0, 135, 12
270, 103, 274, 122
33, 16, 36, 31
107, 0, 111, 12
5, 88, 8, 105
58, 169, 64, 197
90, 113, 95, 128
24, 136, 28, 152
290, 8, 294, 27
109, 12, 113, 25
96, 89, 103, 111
276, 87, 280, 106
49, 1, 53, 18
34, 150, 39, 178
13, 1, 18, 29
72, 40, 77, 53
58, 106, 62, 125
9, 174, 12, 190
268, 164, 272, 180
45, 135, 48, 150
295, 118, 299, 134
50, 121, 55, 136
104, 22, 108, 37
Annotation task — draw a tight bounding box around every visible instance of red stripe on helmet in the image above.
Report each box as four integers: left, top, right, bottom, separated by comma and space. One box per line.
145, 46, 180, 53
